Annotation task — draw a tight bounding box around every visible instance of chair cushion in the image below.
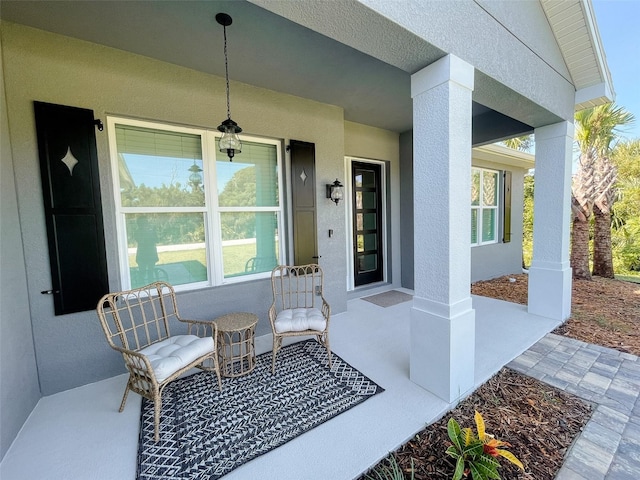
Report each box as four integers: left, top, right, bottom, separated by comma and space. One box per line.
274, 308, 326, 334
139, 335, 214, 383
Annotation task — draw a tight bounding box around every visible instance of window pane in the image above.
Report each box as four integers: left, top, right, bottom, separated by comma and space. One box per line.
363, 212, 376, 230
362, 191, 376, 209
217, 141, 278, 207
360, 170, 376, 188
356, 191, 376, 210
364, 233, 377, 251
483, 171, 498, 206
116, 125, 204, 207
358, 254, 377, 273
220, 212, 279, 278
126, 213, 207, 288
355, 174, 363, 188
471, 209, 478, 244
356, 213, 377, 231
471, 169, 480, 206
481, 208, 496, 242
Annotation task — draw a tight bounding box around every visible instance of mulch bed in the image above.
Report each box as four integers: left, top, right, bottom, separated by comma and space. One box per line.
472, 274, 640, 356
363, 368, 591, 480
362, 369, 592, 480
362, 275, 640, 479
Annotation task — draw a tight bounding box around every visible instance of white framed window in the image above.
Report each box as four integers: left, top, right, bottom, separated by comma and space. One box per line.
107, 117, 284, 290
471, 167, 499, 246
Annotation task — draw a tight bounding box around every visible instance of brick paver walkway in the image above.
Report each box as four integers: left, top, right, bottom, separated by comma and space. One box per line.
508, 333, 640, 480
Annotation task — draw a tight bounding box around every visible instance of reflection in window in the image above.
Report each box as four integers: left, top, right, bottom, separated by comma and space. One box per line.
126, 213, 207, 288
220, 212, 279, 277
217, 141, 280, 278
471, 167, 499, 246
110, 119, 283, 289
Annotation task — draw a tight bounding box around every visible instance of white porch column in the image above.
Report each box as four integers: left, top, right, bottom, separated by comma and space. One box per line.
528, 122, 574, 320
410, 55, 475, 403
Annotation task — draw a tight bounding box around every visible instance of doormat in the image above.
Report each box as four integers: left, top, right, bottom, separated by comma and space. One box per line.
136, 340, 384, 480
361, 290, 413, 307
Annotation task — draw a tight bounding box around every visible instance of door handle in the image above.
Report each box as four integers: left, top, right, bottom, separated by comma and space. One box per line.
41, 289, 60, 295
312, 256, 321, 259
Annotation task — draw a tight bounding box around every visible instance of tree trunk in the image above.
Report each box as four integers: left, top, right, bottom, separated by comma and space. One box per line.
571, 216, 592, 280
592, 205, 615, 278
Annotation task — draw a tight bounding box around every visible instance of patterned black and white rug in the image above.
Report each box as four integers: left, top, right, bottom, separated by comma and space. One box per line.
136, 340, 384, 480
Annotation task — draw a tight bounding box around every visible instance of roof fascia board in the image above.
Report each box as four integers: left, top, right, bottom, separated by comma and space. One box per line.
581, 0, 615, 100
473, 144, 535, 170
575, 81, 614, 111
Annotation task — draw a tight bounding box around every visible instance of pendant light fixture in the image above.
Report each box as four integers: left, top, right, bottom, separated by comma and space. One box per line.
188, 161, 203, 191
216, 13, 242, 161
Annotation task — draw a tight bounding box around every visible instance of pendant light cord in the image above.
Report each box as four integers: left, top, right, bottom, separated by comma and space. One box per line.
223, 25, 231, 121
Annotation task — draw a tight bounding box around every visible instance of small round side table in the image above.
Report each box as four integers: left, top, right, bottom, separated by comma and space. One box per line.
215, 312, 258, 377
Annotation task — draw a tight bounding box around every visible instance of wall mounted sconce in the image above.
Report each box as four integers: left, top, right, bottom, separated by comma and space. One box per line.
216, 13, 242, 161
326, 179, 344, 205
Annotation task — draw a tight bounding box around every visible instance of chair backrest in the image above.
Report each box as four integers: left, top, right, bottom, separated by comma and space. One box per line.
271, 264, 324, 311
96, 282, 180, 352
245, 256, 278, 273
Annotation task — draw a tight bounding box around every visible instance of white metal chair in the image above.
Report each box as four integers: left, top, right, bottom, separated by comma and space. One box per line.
268, 264, 331, 373
96, 281, 222, 442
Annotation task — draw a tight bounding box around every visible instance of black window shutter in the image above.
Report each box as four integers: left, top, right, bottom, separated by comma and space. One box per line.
34, 101, 109, 315
289, 140, 318, 266
502, 171, 512, 243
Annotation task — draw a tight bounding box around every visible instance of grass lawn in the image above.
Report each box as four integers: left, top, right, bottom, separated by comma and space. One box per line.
615, 273, 640, 283
128, 243, 263, 284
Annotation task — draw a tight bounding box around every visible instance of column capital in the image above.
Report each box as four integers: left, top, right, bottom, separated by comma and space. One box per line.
534, 121, 574, 141
411, 54, 474, 98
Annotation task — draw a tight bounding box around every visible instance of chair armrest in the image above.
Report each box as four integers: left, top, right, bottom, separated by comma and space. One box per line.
111, 345, 158, 382
182, 318, 219, 339
268, 303, 277, 328
321, 297, 331, 322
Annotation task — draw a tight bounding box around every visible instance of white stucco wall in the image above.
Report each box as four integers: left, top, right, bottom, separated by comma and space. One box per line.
359, 0, 575, 124
1, 22, 349, 395
254, 0, 575, 127
344, 121, 400, 288
0, 32, 41, 460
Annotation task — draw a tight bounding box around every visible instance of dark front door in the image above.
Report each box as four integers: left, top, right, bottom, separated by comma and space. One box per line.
352, 162, 383, 286
289, 140, 319, 266
34, 101, 109, 315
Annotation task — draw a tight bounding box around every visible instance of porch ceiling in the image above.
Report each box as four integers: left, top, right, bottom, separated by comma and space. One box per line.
2, 0, 540, 137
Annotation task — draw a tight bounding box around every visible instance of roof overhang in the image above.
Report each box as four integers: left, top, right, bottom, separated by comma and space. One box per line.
473, 144, 535, 171
0, 0, 614, 133
540, 0, 615, 111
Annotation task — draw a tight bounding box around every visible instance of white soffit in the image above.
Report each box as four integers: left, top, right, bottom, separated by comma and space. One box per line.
473, 144, 535, 170
540, 0, 615, 110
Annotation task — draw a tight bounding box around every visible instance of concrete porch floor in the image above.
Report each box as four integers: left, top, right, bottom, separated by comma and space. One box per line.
0, 292, 561, 480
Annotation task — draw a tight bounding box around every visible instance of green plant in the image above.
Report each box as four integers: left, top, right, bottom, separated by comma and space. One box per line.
365, 454, 415, 480
446, 411, 524, 480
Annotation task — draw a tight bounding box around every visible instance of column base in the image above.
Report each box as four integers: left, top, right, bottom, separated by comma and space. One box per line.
410, 300, 475, 403
527, 264, 572, 320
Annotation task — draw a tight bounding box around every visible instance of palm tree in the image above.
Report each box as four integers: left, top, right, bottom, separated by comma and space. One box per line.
572, 104, 634, 280
502, 135, 533, 152
571, 153, 595, 280
592, 156, 618, 277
